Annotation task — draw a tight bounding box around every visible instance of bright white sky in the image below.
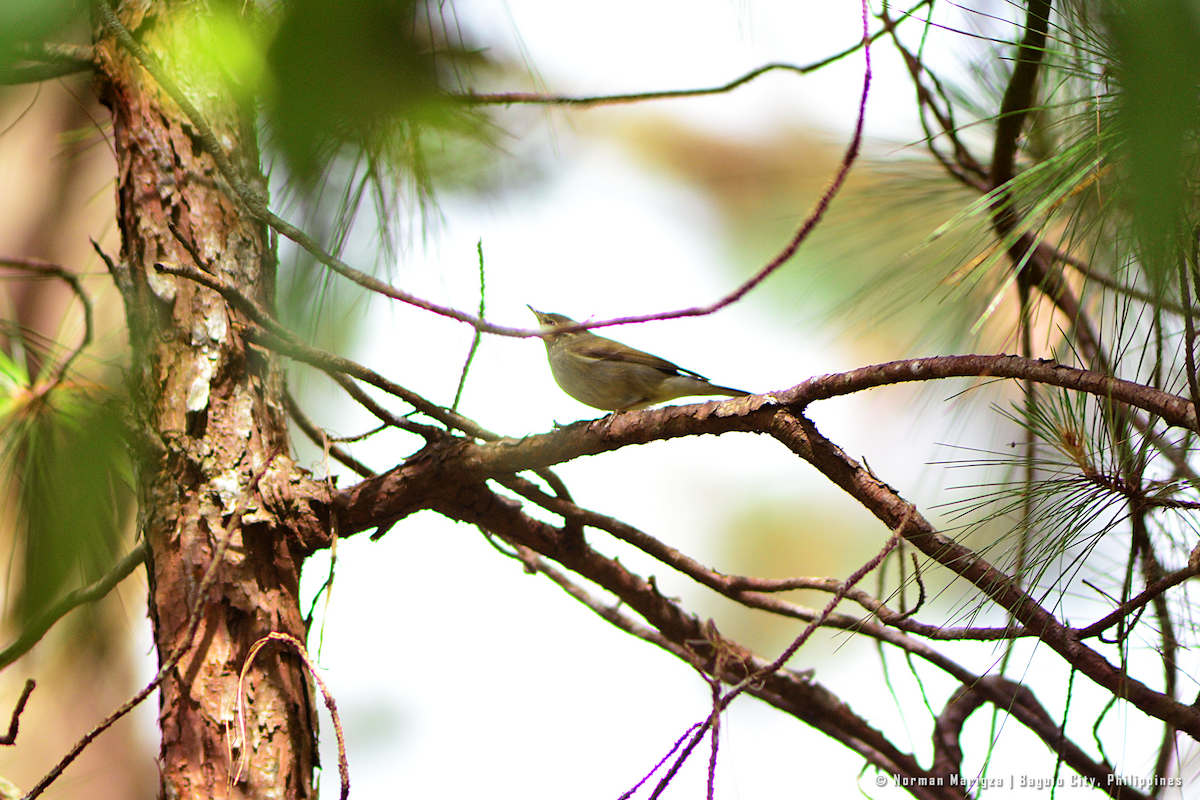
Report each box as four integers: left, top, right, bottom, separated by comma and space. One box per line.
129, 2, 1189, 798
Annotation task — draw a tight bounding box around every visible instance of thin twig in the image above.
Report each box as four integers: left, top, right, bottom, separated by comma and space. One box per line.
236, 632, 349, 800
154, 260, 475, 440
647, 516, 908, 798
451, 240, 486, 413
727, 516, 908, 701
497, 473, 1021, 643
617, 724, 704, 800
461, 1, 925, 109
0, 256, 94, 387
1075, 565, 1198, 639
1178, 254, 1200, 414
0, 680, 35, 745
285, 389, 376, 478
704, 661, 721, 800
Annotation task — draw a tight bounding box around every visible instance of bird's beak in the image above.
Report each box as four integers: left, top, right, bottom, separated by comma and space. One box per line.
527, 305, 545, 324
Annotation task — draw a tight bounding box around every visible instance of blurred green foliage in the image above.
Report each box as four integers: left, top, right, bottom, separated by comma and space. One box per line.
0, 349, 132, 626
1106, 0, 1200, 289
258, 0, 499, 333
180, 2, 272, 104
265, 0, 487, 185
0, 0, 82, 63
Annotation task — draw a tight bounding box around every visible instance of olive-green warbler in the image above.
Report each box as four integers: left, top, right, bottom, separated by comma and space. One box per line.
528, 306, 750, 412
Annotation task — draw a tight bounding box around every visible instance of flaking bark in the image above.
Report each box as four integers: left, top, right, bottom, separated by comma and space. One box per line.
93, 2, 322, 796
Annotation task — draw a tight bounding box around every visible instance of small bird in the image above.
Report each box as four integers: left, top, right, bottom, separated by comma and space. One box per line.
528, 306, 750, 412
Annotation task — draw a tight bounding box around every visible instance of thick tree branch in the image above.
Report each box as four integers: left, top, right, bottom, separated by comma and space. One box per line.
434, 481, 958, 796
931, 677, 1137, 799
767, 409, 1200, 740
331, 354, 1195, 544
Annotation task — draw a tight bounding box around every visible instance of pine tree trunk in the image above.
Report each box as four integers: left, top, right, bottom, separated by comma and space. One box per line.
94, 2, 318, 796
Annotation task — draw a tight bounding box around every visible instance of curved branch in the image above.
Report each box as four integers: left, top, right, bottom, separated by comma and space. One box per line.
1075, 564, 1198, 639
0, 541, 147, 671
786, 355, 1196, 432
497, 473, 1030, 645
931, 677, 1135, 799
236, 633, 349, 800
332, 354, 1196, 544
0, 256, 94, 387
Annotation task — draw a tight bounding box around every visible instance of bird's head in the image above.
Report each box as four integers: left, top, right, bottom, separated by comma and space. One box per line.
528, 306, 579, 343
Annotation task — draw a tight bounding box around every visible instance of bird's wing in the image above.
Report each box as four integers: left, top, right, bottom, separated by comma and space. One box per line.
572, 336, 710, 380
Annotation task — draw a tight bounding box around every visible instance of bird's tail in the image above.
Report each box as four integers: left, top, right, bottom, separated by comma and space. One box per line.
701, 383, 750, 398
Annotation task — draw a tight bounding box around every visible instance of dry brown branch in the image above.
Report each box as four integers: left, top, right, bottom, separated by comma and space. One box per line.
429, 481, 955, 796
931, 677, 1138, 799
329, 355, 1195, 554
502, 476, 1139, 794
497, 473, 1028, 646
0, 680, 35, 746
767, 409, 1200, 739
1076, 565, 1198, 639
